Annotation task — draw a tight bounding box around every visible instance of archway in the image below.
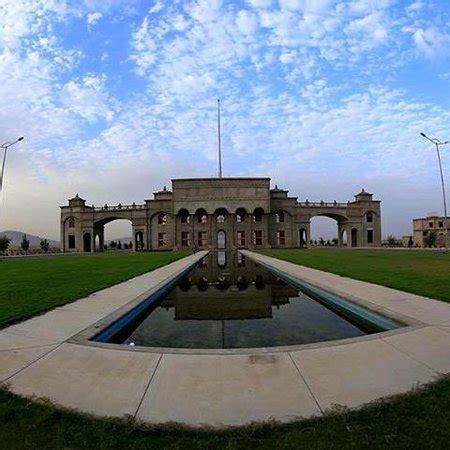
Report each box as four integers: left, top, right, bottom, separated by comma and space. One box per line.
135, 231, 144, 251
95, 218, 133, 251
341, 229, 348, 246
310, 214, 346, 246
217, 230, 226, 249
83, 232, 91, 252
94, 234, 101, 252
299, 228, 307, 247
351, 228, 358, 247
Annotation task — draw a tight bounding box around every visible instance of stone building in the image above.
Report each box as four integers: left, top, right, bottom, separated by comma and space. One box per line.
60, 177, 381, 252
412, 215, 449, 248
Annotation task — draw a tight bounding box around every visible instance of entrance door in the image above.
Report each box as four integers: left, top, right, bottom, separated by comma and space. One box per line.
83, 232, 91, 252
217, 230, 226, 249
299, 228, 307, 247
351, 228, 358, 247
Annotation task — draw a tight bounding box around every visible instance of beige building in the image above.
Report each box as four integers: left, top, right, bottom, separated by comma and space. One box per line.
60, 177, 382, 252
413, 215, 449, 248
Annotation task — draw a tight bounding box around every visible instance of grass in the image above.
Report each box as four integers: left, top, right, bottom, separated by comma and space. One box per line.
0, 377, 448, 449
0, 251, 187, 329
1, 249, 449, 448
261, 248, 450, 303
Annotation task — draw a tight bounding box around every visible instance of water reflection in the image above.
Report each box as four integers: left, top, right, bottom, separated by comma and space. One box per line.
123, 252, 369, 349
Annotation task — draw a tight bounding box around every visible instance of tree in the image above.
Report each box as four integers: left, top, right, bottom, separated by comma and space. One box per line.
40, 239, 50, 253
21, 234, 30, 252
332, 238, 339, 246
424, 231, 437, 248
0, 236, 11, 254
110, 241, 117, 248
387, 235, 397, 246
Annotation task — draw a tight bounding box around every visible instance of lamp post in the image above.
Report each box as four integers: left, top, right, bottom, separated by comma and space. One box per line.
420, 132, 448, 249
0, 137, 24, 192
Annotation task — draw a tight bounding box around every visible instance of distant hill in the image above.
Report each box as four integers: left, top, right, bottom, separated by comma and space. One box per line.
0, 230, 60, 248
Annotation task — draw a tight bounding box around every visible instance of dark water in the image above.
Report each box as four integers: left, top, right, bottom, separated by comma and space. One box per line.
123, 252, 370, 349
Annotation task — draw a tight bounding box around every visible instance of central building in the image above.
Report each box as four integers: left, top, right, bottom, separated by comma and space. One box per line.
60, 177, 382, 252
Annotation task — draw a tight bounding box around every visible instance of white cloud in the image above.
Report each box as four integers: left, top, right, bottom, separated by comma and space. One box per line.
236, 10, 259, 36
410, 27, 450, 58
87, 12, 103, 26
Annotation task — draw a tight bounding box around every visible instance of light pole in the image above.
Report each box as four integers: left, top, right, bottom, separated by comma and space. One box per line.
420, 132, 448, 249
0, 137, 24, 192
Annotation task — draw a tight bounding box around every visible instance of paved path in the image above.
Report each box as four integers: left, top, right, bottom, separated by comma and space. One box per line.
1, 250, 449, 427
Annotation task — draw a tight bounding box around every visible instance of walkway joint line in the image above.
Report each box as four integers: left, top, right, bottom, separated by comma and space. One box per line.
288, 352, 324, 415
133, 353, 163, 420
0, 342, 64, 384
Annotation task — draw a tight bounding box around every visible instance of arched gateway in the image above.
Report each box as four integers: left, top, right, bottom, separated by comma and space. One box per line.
60, 180, 381, 252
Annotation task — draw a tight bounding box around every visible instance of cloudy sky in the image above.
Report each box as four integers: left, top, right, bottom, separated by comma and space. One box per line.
1, 0, 450, 241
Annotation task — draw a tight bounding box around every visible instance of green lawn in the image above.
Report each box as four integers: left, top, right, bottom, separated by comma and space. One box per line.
261, 248, 450, 303
0, 251, 187, 329
1, 249, 449, 448
0, 377, 448, 449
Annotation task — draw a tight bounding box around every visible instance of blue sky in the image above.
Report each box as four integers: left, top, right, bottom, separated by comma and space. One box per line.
1, 0, 450, 240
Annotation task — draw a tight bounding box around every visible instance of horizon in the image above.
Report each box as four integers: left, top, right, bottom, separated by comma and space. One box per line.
1, 0, 450, 242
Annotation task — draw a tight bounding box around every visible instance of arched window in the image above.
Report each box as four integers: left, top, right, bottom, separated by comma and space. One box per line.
366, 212, 373, 223
253, 208, 263, 223
215, 208, 227, 224
236, 208, 246, 223
178, 209, 190, 224
157, 213, 168, 225
68, 217, 75, 228
196, 209, 207, 224
276, 211, 285, 223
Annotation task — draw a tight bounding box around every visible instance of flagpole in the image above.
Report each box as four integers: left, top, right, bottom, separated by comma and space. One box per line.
217, 99, 222, 178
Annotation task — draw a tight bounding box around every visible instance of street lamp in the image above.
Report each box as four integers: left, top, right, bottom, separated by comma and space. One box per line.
420, 132, 448, 249
0, 137, 24, 192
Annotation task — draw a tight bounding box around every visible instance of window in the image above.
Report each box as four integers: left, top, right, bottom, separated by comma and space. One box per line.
366, 212, 373, 223
253, 230, 263, 246
158, 232, 167, 247
181, 231, 190, 247
429, 222, 433, 228
236, 208, 246, 222
197, 210, 207, 223
68, 217, 75, 228
181, 214, 190, 224
276, 211, 285, 223
439, 221, 444, 228
237, 231, 245, 246
197, 231, 207, 247
423, 231, 428, 236
68, 235, 75, 249
217, 214, 225, 223
158, 213, 168, 225
276, 230, 285, 245
253, 209, 263, 222
367, 229, 374, 244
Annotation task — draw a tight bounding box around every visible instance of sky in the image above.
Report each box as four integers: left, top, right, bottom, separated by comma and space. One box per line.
1, 0, 450, 241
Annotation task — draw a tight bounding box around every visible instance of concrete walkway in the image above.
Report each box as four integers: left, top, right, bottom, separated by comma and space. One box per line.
1, 250, 449, 427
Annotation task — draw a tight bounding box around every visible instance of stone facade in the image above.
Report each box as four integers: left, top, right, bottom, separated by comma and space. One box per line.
413, 215, 449, 248
60, 177, 382, 252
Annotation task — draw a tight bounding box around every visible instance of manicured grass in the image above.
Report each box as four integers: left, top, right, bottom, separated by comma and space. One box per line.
261, 249, 450, 303
0, 377, 448, 449
0, 251, 187, 329
1, 249, 449, 448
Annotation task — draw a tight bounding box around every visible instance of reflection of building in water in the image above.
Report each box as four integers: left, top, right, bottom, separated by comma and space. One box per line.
160, 252, 298, 320
61, 178, 381, 252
